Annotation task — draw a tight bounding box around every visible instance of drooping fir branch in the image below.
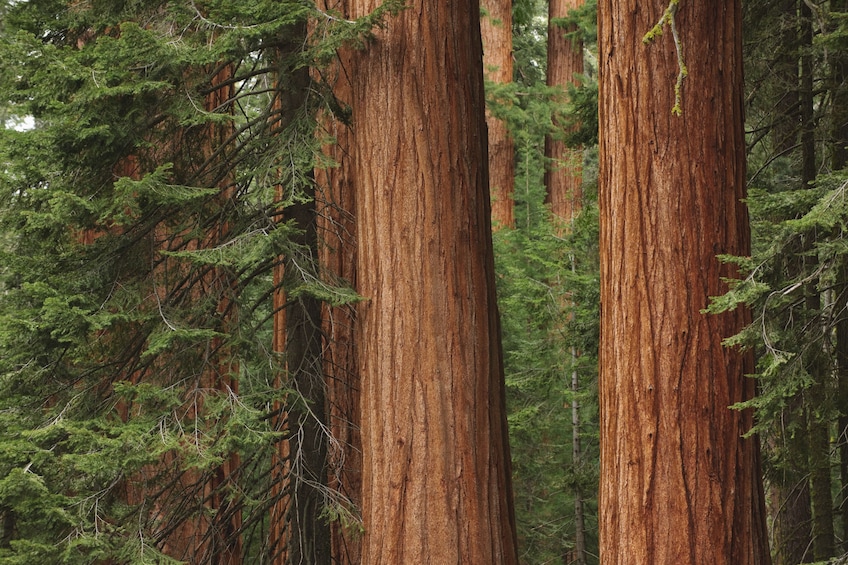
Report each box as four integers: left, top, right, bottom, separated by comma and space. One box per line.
643, 0, 687, 116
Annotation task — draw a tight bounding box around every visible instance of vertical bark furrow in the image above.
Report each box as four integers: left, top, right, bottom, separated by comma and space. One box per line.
599, 1, 770, 563
347, 1, 518, 563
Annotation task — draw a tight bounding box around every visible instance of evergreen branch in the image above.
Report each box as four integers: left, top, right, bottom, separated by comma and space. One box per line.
643, 0, 687, 115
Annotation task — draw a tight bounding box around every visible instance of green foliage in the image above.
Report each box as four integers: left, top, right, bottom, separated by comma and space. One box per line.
493, 3, 601, 556
0, 0, 394, 561
709, 169, 848, 426
550, 0, 597, 45
495, 178, 600, 563
707, 1, 848, 554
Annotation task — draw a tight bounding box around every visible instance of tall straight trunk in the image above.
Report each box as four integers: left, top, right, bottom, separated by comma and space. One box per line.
481, 0, 515, 230
269, 32, 332, 564
314, 5, 363, 560
346, 2, 519, 562
839, 261, 848, 555
768, 398, 813, 565
798, 4, 836, 559
598, 1, 771, 563
771, 0, 802, 155
828, 0, 848, 554
545, 2, 587, 562
544, 0, 584, 227
199, 62, 243, 565
569, 342, 586, 565
317, 125, 362, 565
282, 194, 331, 565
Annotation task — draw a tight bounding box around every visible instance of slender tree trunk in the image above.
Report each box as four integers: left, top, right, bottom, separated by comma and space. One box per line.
839, 269, 848, 555
798, 4, 836, 559
269, 32, 332, 564
771, 0, 802, 155
769, 477, 813, 565
569, 343, 586, 565
201, 62, 243, 565
141, 63, 244, 565
346, 2, 519, 562
282, 194, 332, 565
597, 1, 771, 563
768, 403, 813, 565
829, 0, 848, 553
481, 0, 515, 230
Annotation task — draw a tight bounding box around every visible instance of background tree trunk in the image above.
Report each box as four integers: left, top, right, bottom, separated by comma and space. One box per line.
269, 35, 332, 564
831, 1, 848, 552
481, 0, 515, 230
597, 1, 772, 563
798, 4, 835, 558
545, 0, 584, 227
346, 1, 519, 562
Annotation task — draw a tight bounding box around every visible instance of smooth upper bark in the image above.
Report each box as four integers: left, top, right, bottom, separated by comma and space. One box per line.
346, 1, 519, 563
598, 1, 771, 563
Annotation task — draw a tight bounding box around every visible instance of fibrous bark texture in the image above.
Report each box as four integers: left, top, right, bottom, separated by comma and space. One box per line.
481, 0, 515, 230
545, 0, 584, 227
346, 1, 519, 563
597, 1, 772, 564
314, 20, 363, 562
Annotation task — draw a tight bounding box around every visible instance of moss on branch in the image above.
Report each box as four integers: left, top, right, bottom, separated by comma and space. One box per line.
643, 0, 687, 115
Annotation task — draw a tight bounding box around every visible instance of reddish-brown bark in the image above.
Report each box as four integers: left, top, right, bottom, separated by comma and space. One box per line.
157, 63, 243, 565
313, 6, 363, 559
345, 1, 519, 562
481, 0, 515, 230
545, 0, 584, 227
597, 1, 771, 563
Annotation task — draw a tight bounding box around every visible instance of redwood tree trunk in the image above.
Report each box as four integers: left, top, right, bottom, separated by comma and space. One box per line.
598, 1, 771, 563
346, 2, 519, 562
481, 0, 515, 230
545, 0, 584, 226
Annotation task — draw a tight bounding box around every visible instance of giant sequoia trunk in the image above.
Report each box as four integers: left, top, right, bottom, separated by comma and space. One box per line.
597, 1, 771, 563
481, 0, 515, 230
545, 0, 584, 227
345, 2, 519, 562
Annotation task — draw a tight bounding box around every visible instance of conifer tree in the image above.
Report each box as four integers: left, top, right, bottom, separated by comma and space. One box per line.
482, 0, 516, 230
545, 1, 588, 561
0, 2, 386, 562
313, 2, 363, 563
343, 1, 519, 561
597, 1, 771, 563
